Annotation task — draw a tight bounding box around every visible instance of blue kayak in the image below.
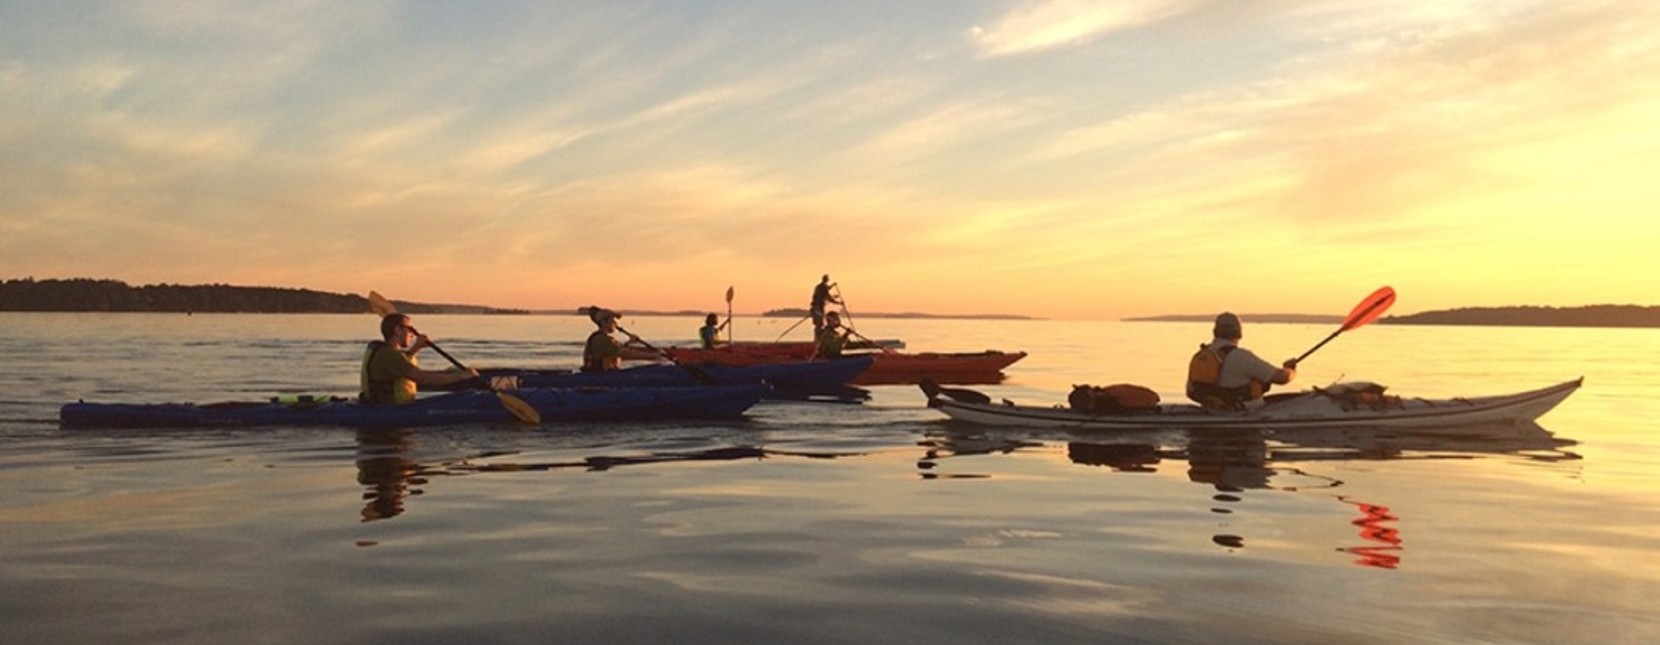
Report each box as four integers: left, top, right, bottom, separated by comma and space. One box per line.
470, 356, 874, 394
60, 384, 770, 429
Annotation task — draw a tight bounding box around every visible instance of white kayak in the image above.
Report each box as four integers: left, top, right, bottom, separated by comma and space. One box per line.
921, 378, 1582, 431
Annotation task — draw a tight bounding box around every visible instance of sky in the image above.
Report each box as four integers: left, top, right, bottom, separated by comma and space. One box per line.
1, 1, 1656, 320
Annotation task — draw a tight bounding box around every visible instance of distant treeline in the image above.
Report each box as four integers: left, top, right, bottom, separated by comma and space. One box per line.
1125, 314, 1342, 324
0, 278, 524, 314
1384, 305, 1660, 328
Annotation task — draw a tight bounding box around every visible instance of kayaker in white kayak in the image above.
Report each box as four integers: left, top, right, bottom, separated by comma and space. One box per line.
1186, 312, 1297, 409
582, 309, 660, 371
360, 313, 479, 405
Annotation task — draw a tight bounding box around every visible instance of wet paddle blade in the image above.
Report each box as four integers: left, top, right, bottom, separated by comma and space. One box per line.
367, 291, 398, 317
496, 392, 542, 424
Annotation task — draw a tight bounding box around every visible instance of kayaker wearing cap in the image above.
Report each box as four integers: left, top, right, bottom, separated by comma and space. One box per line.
810, 274, 842, 333
813, 310, 851, 359
1185, 312, 1297, 409
360, 313, 478, 405
582, 308, 660, 372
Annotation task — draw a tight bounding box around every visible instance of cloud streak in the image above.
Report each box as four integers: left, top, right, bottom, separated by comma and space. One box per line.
969, 0, 1201, 57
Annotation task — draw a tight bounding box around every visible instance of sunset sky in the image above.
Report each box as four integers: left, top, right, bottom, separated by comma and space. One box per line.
2, 1, 1655, 320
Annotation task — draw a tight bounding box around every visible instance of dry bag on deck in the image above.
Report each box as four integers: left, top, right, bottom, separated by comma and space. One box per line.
1069, 383, 1161, 415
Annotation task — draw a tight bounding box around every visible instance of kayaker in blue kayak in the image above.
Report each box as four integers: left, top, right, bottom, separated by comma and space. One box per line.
583, 309, 660, 371
810, 274, 842, 333
360, 314, 479, 404
813, 311, 851, 359
1186, 312, 1297, 409
699, 313, 729, 349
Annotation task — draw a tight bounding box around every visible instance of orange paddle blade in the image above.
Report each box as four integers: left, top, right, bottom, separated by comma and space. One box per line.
1342, 286, 1396, 331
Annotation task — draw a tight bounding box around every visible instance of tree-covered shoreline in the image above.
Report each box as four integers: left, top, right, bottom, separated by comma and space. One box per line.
1383, 305, 1660, 328
0, 278, 523, 314
6, 278, 1656, 327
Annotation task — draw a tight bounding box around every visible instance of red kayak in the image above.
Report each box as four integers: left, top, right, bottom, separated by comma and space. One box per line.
721, 339, 904, 356
663, 346, 1025, 386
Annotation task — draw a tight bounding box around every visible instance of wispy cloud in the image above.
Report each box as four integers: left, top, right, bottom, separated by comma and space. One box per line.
2, 1, 1657, 317
969, 0, 1200, 57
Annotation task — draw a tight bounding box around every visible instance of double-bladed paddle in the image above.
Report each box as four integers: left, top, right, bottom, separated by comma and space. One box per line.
367, 291, 540, 424
588, 305, 717, 384
1293, 286, 1397, 366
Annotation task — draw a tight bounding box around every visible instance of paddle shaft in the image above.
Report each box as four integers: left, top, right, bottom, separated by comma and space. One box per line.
833, 284, 854, 329
1293, 330, 1341, 365
775, 313, 811, 341
405, 326, 510, 391
1292, 286, 1397, 366
616, 323, 715, 384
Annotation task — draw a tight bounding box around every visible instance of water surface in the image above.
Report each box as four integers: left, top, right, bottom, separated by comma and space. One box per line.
2, 313, 1656, 643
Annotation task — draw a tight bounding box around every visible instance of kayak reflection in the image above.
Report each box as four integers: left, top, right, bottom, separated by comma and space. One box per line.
921, 422, 1579, 568
351, 428, 868, 522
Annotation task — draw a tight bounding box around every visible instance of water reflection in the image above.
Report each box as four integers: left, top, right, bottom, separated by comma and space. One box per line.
355, 429, 430, 522
351, 428, 866, 522
1339, 497, 1403, 569
855, 370, 1009, 387
920, 422, 1579, 568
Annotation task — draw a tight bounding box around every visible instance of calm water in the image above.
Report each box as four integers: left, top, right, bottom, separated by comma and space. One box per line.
2, 313, 1657, 644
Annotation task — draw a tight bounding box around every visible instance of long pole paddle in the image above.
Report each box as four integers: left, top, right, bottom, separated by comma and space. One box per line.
1293, 286, 1397, 365
829, 284, 895, 353
833, 283, 854, 330
774, 314, 811, 342
367, 291, 540, 424
842, 325, 898, 355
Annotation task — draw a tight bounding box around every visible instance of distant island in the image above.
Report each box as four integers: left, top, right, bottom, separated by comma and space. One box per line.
1125, 314, 1343, 324
1129, 306, 1660, 329
0, 278, 526, 314
1382, 305, 1660, 328
0, 278, 1036, 319
7, 278, 1655, 327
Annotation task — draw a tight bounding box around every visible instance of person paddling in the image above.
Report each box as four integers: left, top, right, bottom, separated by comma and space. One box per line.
582, 308, 660, 371
813, 311, 852, 359
1186, 312, 1297, 409
699, 313, 729, 349
810, 274, 842, 334
360, 313, 479, 404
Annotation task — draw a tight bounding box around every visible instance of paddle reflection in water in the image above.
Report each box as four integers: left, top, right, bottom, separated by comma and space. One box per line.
1340, 497, 1403, 569
918, 422, 1579, 569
